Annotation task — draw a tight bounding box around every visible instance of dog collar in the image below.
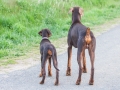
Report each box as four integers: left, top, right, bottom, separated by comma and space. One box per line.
42, 37, 48, 40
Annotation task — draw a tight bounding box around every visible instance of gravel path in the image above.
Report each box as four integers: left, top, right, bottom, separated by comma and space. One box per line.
0, 25, 120, 90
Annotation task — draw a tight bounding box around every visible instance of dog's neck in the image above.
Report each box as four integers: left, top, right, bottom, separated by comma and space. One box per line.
42, 37, 49, 40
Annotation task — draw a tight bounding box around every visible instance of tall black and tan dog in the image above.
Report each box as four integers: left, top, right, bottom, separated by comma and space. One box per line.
66, 7, 96, 85
38, 29, 59, 85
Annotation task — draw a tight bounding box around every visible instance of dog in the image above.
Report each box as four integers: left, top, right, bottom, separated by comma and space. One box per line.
38, 29, 59, 85
66, 7, 96, 85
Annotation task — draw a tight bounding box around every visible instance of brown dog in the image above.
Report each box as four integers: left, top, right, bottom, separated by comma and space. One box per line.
66, 7, 96, 85
38, 29, 59, 85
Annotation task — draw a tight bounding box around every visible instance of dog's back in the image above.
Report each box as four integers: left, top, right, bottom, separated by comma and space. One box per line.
68, 23, 86, 47
40, 40, 55, 56
68, 23, 95, 48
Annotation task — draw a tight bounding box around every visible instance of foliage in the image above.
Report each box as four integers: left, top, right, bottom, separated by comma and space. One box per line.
0, 0, 120, 63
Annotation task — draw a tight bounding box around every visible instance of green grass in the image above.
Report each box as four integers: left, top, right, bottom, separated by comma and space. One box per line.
0, 59, 16, 66
0, 0, 120, 65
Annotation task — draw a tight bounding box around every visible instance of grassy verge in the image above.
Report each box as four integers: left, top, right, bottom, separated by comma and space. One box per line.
0, 0, 120, 66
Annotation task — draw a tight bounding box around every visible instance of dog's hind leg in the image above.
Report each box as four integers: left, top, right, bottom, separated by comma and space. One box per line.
48, 57, 52, 76
66, 45, 72, 76
76, 50, 83, 85
88, 45, 95, 85
76, 39, 84, 85
40, 54, 47, 84
82, 50, 87, 73
88, 37, 96, 85
39, 55, 43, 77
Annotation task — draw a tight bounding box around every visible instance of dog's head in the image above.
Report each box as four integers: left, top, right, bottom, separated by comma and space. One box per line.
38, 29, 52, 37
69, 6, 83, 16
69, 7, 83, 22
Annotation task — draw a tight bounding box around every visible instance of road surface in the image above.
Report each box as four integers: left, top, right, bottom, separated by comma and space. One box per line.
0, 25, 120, 90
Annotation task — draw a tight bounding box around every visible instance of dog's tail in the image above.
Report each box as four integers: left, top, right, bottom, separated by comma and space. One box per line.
52, 52, 60, 71
48, 49, 60, 71
85, 27, 91, 45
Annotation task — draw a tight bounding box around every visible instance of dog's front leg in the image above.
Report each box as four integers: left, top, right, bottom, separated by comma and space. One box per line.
66, 46, 72, 76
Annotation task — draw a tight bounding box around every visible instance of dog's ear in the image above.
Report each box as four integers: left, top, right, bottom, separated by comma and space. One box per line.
38, 30, 43, 36
79, 8, 84, 16
69, 7, 73, 13
46, 29, 52, 37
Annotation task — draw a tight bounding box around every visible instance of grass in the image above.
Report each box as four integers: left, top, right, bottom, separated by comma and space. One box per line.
0, 0, 120, 66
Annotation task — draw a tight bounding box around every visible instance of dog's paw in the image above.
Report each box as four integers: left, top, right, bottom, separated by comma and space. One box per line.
39, 73, 43, 77
66, 70, 71, 76
54, 81, 59, 86
48, 72, 52, 77
48, 74, 52, 77
89, 80, 94, 85
76, 79, 81, 85
66, 72, 71, 76
82, 69, 87, 73
40, 81, 44, 84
